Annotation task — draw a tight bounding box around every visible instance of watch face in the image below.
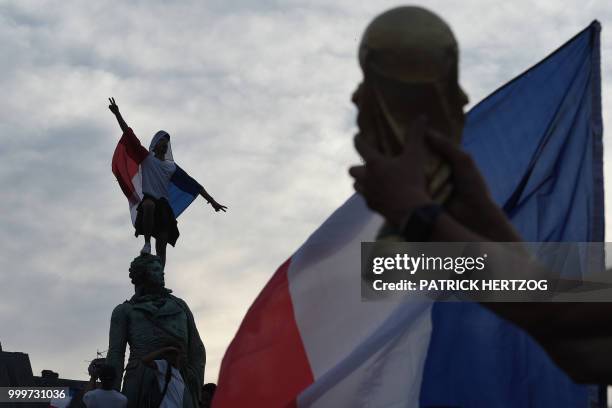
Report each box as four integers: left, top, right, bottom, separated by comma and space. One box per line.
402, 204, 443, 241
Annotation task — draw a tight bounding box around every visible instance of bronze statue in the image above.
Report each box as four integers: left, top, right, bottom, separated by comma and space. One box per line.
106, 255, 205, 407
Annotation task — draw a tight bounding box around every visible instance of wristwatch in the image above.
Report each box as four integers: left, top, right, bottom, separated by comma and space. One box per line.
399, 203, 444, 241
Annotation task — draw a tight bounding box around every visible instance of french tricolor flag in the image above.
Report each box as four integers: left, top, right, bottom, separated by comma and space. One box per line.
214, 22, 604, 407
112, 127, 202, 224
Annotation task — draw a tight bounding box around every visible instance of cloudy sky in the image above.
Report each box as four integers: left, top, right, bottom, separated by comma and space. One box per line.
1, 0, 611, 384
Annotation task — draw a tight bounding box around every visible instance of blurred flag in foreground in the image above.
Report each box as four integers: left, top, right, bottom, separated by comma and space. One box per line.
215, 22, 604, 407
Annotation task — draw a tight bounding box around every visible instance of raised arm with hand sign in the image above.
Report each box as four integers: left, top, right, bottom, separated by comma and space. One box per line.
108, 97, 129, 133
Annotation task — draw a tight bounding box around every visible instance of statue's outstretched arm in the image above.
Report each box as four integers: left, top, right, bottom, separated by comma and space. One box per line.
106, 304, 129, 391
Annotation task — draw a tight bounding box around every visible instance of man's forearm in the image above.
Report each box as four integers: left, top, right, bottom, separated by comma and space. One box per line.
472, 201, 522, 242
141, 346, 178, 366
141, 348, 166, 365
199, 187, 214, 203
428, 211, 612, 382
114, 112, 129, 133
422, 194, 522, 242
430, 212, 483, 242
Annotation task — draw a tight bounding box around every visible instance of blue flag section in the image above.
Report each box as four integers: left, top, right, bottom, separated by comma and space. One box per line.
420, 22, 604, 407
168, 165, 203, 218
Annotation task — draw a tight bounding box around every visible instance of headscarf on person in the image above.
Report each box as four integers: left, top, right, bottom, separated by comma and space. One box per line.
149, 130, 174, 162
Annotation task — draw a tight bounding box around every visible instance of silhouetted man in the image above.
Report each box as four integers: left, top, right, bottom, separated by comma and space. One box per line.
349, 6, 612, 385
109, 97, 226, 266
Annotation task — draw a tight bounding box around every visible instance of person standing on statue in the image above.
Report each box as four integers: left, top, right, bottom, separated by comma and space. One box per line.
106, 255, 205, 408
109, 97, 227, 266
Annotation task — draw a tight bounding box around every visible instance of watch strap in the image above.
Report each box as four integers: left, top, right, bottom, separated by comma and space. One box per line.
400, 203, 443, 241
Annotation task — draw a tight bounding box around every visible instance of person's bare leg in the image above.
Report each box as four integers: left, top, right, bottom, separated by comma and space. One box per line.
141, 198, 155, 254
156, 232, 168, 267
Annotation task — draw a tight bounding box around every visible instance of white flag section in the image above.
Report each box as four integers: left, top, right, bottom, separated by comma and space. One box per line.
290, 196, 432, 407
215, 195, 435, 407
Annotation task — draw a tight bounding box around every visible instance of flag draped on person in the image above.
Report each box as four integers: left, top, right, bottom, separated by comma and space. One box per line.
112, 128, 203, 224
214, 22, 604, 407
